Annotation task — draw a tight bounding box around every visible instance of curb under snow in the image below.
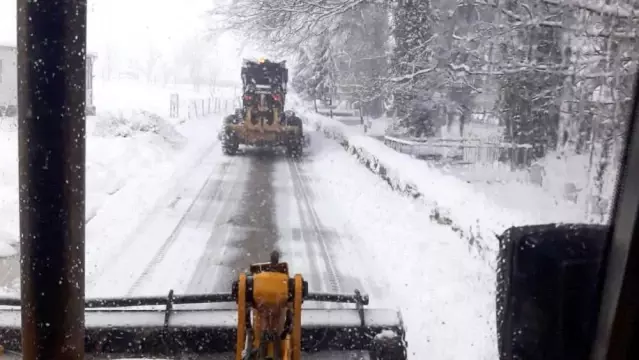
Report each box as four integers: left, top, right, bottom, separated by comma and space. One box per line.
300, 110, 536, 260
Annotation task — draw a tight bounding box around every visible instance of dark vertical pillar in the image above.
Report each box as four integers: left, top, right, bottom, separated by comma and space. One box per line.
591, 69, 639, 360
17, 1, 87, 359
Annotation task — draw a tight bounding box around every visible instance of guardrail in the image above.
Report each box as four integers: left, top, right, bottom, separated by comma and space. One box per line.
306, 101, 532, 166
383, 135, 533, 167
315, 107, 367, 129
317, 109, 362, 118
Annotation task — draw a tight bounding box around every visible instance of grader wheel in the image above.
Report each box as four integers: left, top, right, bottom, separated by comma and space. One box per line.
222, 130, 239, 155
286, 117, 304, 158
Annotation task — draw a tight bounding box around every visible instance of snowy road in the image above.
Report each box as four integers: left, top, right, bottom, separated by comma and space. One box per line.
85, 145, 368, 303
1, 119, 499, 358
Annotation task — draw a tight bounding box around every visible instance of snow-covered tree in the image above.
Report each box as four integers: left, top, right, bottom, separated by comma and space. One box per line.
334, 3, 390, 117
291, 48, 314, 98
387, 0, 438, 136
208, 0, 639, 219
172, 34, 218, 89
212, 0, 639, 209
214, 0, 390, 113
143, 42, 162, 83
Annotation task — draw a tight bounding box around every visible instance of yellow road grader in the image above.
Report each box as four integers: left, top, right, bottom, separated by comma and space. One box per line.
222, 58, 304, 157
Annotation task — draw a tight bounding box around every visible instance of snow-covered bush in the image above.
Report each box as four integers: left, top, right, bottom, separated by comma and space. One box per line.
92, 109, 186, 148
0, 117, 17, 132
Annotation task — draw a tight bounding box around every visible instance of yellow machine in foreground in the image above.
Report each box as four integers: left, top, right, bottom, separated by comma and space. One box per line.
0, 252, 406, 359
233, 251, 305, 360
232, 251, 407, 360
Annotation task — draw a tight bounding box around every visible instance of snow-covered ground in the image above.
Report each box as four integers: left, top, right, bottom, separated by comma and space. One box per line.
1, 80, 522, 359
1, 103, 497, 360
309, 93, 618, 227
294, 99, 625, 360
292, 98, 621, 359
298, 104, 615, 256
0, 80, 225, 295
302, 130, 497, 359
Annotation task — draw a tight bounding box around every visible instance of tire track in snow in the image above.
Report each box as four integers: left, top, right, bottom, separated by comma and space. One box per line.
273, 159, 319, 296
283, 162, 327, 294
86, 157, 237, 298
85, 138, 223, 290
293, 158, 382, 301
287, 157, 370, 304
124, 158, 236, 296
186, 151, 280, 296
135, 157, 250, 297
287, 159, 344, 301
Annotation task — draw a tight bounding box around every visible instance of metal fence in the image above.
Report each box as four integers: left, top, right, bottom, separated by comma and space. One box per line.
383, 135, 533, 167
170, 93, 241, 120
310, 103, 534, 167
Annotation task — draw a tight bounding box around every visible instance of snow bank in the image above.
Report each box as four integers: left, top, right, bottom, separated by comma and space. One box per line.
0, 79, 225, 296
0, 129, 19, 258
0, 115, 223, 298
0, 230, 15, 257
536, 150, 618, 219
83, 115, 224, 296
300, 107, 591, 258
91, 109, 187, 147
0, 110, 189, 260
304, 130, 498, 359
365, 116, 391, 137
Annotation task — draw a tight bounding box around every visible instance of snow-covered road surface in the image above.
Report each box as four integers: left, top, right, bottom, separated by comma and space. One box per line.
86, 145, 241, 298
85, 145, 370, 307
302, 130, 498, 359
92, 128, 497, 359
1, 110, 498, 359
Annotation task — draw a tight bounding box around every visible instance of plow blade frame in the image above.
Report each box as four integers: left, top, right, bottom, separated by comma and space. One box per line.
0, 291, 406, 358
0, 308, 405, 358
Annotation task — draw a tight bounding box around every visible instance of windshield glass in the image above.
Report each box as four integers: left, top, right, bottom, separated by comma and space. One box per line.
1, 0, 638, 359
243, 61, 286, 87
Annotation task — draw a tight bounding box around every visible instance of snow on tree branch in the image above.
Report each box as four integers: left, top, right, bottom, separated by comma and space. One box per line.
207, 0, 639, 172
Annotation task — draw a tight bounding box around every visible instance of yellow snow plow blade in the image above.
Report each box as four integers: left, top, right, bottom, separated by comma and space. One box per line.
0, 255, 407, 359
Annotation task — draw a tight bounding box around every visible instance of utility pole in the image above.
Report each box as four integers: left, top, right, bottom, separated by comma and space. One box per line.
18, 1, 87, 359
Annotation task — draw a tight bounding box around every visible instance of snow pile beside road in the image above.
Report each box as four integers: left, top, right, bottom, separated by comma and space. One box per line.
0, 111, 197, 261
92, 109, 187, 148
83, 116, 224, 296
0, 78, 225, 296
300, 107, 590, 257
0, 114, 223, 298
0, 129, 19, 257
304, 132, 498, 360
0, 117, 17, 132
0, 230, 15, 257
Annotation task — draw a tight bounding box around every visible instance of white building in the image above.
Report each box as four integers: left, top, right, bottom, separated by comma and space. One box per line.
0, 42, 97, 115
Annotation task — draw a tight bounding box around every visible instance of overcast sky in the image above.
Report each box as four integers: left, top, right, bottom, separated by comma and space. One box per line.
1, 0, 211, 49
90, 0, 212, 53
0, 0, 259, 82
